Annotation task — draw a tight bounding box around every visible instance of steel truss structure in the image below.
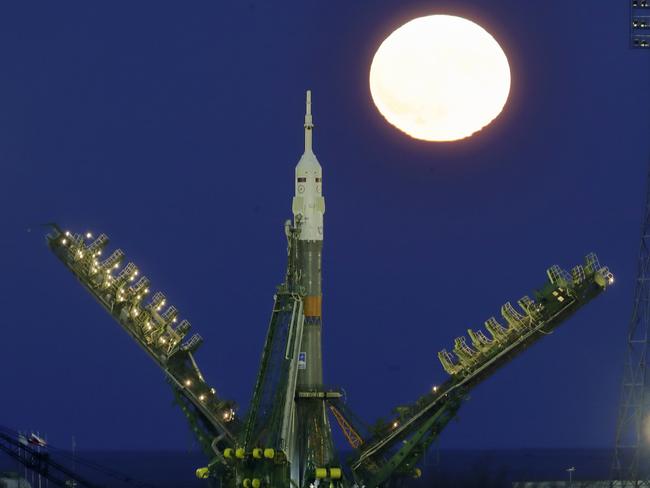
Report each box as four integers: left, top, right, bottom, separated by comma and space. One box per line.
610, 3, 650, 485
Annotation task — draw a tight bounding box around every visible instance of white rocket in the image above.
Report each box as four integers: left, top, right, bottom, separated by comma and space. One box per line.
289, 90, 334, 482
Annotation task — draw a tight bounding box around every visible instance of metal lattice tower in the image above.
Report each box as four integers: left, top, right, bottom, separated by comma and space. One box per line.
612, 164, 650, 485
611, 2, 650, 485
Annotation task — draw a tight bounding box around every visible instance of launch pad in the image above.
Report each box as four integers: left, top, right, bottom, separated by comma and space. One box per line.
46, 92, 613, 488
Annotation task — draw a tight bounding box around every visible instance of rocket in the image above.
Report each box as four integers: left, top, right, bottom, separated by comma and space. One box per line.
292, 90, 326, 389
290, 91, 334, 483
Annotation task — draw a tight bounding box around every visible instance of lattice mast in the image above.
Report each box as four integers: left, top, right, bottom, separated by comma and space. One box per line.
611, 2, 650, 483
612, 161, 650, 484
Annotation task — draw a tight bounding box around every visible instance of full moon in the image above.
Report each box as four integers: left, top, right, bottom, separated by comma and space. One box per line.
369, 15, 511, 142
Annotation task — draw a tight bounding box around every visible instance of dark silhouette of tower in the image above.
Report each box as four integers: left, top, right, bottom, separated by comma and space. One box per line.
611, 4, 650, 484
612, 164, 650, 485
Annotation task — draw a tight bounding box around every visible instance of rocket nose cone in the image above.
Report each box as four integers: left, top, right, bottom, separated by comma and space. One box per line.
296, 151, 321, 171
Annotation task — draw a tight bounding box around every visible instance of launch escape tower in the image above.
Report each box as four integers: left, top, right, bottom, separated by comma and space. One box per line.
610, 2, 650, 485
47, 91, 614, 488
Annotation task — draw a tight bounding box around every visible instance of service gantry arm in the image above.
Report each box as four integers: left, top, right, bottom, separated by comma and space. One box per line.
47, 223, 312, 488
344, 253, 613, 487
46, 226, 238, 466
47, 224, 613, 488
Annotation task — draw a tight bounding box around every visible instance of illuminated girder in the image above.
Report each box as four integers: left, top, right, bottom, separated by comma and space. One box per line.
485, 316, 509, 343
175, 319, 191, 338
437, 349, 461, 376
547, 264, 571, 288
114, 262, 139, 289
467, 329, 492, 353
181, 333, 203, 353
47, 226, 238, 454
48, 224, 613, 487
501, 301, 528, 331
147, 291, 167, 313
99, 249, 125, 276
350, 254, 612, 487
571, 265, 585, 284
453, 336, 478, 369
517, 295, 542, 319
437, 254, 613, 378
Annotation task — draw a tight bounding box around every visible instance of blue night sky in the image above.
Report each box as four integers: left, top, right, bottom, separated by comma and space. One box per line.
1, 1, 647, 452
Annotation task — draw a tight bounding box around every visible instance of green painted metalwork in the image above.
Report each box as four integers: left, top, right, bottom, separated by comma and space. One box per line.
349, 254, 612, 484
172, 385, 220, 458
47, 223, 611, 487
366, 393, 464, 487
45, 226, 237, 451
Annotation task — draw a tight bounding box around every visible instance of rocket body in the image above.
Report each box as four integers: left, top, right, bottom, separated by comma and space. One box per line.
292, 90, 325, 388
291, 91, 333, 484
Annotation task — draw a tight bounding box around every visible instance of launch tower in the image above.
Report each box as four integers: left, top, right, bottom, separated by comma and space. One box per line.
610, 4, 650, 484
46, 90, 613, 488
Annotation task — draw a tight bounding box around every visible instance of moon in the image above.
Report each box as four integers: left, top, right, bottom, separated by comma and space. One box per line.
369, 15, 511, 142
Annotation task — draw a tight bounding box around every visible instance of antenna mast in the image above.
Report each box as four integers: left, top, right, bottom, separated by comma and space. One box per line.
611, 3, 650, 484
